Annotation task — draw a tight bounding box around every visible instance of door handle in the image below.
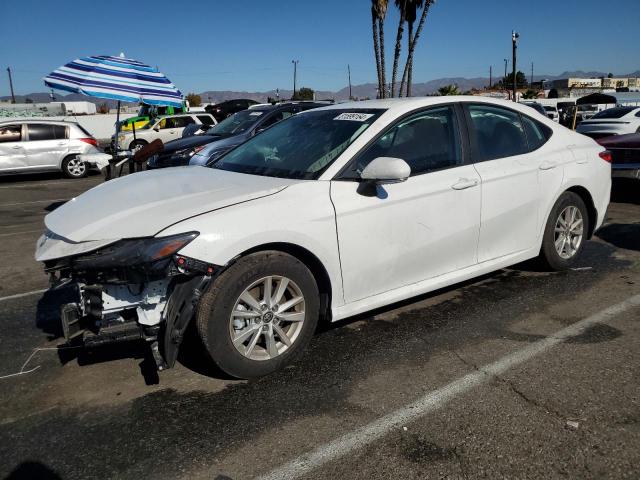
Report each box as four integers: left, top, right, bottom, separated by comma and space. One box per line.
11, 145, 21, 150
451, 178, 479, 190
539, 161, 558, 170
57, 141, 66, 145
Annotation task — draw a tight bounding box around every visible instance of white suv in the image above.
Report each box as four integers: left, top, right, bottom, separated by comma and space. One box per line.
0, 120, 100, 178
114, 113, 217, 151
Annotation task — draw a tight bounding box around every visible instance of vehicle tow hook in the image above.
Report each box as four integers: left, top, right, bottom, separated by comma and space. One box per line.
150, 340, 168, 371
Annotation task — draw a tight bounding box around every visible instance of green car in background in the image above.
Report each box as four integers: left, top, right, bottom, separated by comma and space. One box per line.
120, 101, 188, 131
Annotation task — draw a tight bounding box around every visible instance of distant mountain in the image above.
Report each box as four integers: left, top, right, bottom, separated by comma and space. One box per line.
3, 70, 638, 106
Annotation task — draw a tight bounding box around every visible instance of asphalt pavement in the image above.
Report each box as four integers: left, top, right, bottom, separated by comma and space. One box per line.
0, 171, 638, 480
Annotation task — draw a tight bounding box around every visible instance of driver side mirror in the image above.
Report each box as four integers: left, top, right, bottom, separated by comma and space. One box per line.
360, 157, 411, 185
153, 126, 160, 132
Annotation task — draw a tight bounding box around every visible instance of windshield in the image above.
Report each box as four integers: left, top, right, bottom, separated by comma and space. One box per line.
210, 109, 385, 179
592, 107, 635, 119
206, 110, 265, 136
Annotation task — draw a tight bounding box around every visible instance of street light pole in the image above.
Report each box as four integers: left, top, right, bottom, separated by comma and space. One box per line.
512, 31, 519, 102
348, 64, 352, 100
489, 65, 493, 89
504, 59, 508, 81
291, 60, 299, 99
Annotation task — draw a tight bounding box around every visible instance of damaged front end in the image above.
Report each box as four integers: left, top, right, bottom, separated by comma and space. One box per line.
41, 231, 216, 370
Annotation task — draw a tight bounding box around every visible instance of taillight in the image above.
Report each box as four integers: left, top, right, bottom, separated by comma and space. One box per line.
79, 137, 98, 147
598, 150, 612, 163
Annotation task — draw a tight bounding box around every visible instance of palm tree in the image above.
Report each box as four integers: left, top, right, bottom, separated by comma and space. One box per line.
371, 0, 389, 98
438, 84, 461, 96
391, 0, 407, 97
371, 3, 382, 97
399, 0, 433, 97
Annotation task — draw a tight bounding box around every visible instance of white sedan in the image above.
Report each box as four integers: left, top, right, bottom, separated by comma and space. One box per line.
577, 106, 640, 139
36, 97, 611, 378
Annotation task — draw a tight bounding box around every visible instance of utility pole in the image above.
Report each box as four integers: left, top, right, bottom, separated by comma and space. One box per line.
512, 30, 519, 102
489, 66, 493, 89
348, 64, 352, 100
530, 62, 534, 86
504, 59, 508, 81
291, 60, 299, 99
6, 67, 16, 104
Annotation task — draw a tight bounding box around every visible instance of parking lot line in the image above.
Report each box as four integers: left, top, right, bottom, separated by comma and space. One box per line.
257, 294, 640, 480
0, 181, 80, 190
0, 289, 47, 303
0, 198, 68, 207
0, 229, 43, 238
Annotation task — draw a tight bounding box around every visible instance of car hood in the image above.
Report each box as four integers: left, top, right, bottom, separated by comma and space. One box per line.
162, 134, 222, 153
189, 136, 246, 165
43, 167, 298, 245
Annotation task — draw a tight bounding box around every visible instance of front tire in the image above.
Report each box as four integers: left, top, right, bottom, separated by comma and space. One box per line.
196, 251, 320, 378
129, 139, 148, 153
538, 192, 589, 270
61, 155, 87, 178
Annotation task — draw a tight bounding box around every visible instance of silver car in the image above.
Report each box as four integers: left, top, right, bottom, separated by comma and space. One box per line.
0, 120, 100, 178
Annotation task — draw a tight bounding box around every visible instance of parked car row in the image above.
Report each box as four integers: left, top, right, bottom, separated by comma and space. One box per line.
36, 96, 612, 379
576, 106, 640, 139
147, 101, 330, 169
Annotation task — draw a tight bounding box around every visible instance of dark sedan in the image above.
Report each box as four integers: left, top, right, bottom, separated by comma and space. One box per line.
205, 99, 259, 122
147, 102, 329, 169
597, 133, 640, 180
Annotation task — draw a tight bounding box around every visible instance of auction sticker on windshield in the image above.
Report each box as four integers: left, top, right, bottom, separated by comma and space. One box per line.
334, 112, 375, 121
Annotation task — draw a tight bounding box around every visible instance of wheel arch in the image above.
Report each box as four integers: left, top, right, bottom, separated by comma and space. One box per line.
129, 138, 148, 150
233, 242, 334, 322
565, 185, 597, 239
60, 153, 79, 169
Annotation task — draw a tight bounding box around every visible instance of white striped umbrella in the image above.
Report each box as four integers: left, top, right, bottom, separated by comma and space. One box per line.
44, 53, 183, 107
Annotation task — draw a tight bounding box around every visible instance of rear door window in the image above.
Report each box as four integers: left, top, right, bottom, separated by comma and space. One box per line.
467, 104, 528, 161
0, 124, 22, 143
28, 124, 57, 141
172, 117, 195, 128
52, 125, 68, 139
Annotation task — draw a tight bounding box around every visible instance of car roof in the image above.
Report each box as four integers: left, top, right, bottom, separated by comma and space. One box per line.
310, 96, 554, 119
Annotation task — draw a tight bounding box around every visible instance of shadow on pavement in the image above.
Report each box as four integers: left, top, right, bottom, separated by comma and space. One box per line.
611, 178, 640, 205
596, 223, 640, 251
4, 461, 62, 480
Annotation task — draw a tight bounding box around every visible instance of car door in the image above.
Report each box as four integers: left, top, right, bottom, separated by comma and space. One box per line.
25, 123, 69, 168
330, 105, 481, 303
464, 103, 549, 263
0, 123, 27, 171
156, 117, 181, 143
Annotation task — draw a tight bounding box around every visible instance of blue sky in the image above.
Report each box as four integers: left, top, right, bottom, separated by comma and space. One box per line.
2, 0, 639, 96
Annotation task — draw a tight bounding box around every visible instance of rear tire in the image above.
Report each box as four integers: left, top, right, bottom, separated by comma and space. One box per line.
61, 155, 87, 178
538, 192, 589, 271
196, 251, 320, 378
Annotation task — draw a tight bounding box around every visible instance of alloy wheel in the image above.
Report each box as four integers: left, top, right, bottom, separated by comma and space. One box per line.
229, 276, 306, 361
554, 205, 584, 259
66, 157, 86, 177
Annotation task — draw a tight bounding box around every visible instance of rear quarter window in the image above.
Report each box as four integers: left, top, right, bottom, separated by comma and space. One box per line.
521, 115, 552, 151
